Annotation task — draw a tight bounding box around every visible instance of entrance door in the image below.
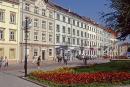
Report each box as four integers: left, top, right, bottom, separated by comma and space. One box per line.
42, 50, 45, 60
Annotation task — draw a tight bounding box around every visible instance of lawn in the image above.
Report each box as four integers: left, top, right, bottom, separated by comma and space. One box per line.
74, 61, 130, 73
28, 61, 130, 87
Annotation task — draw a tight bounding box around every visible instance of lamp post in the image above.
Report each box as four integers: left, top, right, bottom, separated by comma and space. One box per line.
24, 17, 32, 77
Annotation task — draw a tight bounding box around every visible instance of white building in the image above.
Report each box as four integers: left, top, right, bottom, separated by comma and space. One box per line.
48, 2, 117, 60
118, 35, 130, 57
19, 0, 55, 62
18, 0, 118, 62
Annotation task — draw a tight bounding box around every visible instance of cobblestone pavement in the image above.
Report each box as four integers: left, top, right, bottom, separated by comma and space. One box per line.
0, 59, 110, 87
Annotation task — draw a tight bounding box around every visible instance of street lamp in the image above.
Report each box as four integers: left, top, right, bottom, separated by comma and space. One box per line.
23, 17, 32, 77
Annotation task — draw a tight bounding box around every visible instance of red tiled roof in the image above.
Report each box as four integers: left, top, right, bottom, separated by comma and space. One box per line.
105, 28, 118, 37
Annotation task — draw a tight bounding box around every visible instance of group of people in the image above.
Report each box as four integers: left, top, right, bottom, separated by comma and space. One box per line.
0, 56, 8, 68
57, 53, 70, 65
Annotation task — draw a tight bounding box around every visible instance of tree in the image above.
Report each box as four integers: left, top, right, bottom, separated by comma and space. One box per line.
102, 0, 130, 40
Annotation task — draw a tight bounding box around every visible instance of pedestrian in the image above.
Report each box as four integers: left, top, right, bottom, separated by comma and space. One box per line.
37, 56, 41, 69
0, 56, 3, 68
4, 56, 8, 67
57, 54, 62, 62
63, 54, 68, 65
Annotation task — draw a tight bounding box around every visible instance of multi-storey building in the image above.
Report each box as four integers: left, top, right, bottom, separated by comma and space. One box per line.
48, 2, 118, 60
0, 0, 118, 63
0, 0, 20, 63
19, 0, 55, 62
118, 35, 130, 57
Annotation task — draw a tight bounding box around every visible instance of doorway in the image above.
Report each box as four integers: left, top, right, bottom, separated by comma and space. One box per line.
42, 50, 45, 60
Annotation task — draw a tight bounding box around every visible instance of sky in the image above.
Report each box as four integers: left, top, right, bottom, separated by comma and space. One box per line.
52, 0, 112, 26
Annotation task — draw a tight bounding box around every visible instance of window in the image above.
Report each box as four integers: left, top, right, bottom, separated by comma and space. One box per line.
49, 34, 53, 42
77, 38, 79, 45
42, 9, 46, 16
34, 31, 38, 41
42, 21, 46, 29
49, 49, 52, 56
49, 22, 53, 30
84, 24, 86, 29
73, 20, 75, 26
34, 19, 38, 27
68, 28, 71, 34
34, 6, 39, 14
73, 29, 75, 35
77, 30, 79, 36
56, 35, 60, 43
9, 30, 15, 41
81, 31, 83, 37
0, 9, 5, 22
62, 26, 65, 33
81, 39, 83, 46
56, 13, 60, 20
63, 16, 65, 22
73, 38, 75, 45
10, 12, 16, 24
84, 41, 87, 46
68, 37, 71, 44
0, 48, 4, 57
9, 48, 15, 59
77, 21, 79, 27
0, 29, 4, 40
85, 32, 87, 37
68, 18, 71, 24
81, 23, 83, 28
62, 36, 66, 43
34, 49, 38, 56
42, 32, 46, 42
56, 24, 60, 32
49, 11, 53, 18
25, 3, 30, 11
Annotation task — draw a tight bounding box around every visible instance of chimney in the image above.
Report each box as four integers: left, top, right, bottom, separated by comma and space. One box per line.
68, 8, 71, 12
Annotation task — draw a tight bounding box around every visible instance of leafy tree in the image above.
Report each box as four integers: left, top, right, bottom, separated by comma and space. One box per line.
102, 0, 130, 40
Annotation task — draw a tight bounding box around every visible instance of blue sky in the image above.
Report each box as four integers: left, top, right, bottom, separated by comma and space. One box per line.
52, 0, 112, 25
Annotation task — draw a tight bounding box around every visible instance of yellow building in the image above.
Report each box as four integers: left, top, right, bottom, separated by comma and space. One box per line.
0, 0, 20, 63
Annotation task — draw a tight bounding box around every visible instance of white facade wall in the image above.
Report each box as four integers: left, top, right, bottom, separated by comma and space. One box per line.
20, 0, 55, 62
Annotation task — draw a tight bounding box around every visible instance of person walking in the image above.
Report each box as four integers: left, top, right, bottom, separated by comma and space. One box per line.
4, 56, 8, 67
0, 56, 3, 69
37, 56, 41, 69
63, 54, 68, 65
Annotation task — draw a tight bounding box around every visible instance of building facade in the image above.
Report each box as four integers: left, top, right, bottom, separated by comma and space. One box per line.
19, 0, 119, 61
50, 3, 118, 60
19, 0, 55, 62
118, 34, 130, 57
0, 0, 118, 63
0, 0, 20, 63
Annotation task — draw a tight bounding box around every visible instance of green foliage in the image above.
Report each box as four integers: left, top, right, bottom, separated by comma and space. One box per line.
74, 61, 130, 73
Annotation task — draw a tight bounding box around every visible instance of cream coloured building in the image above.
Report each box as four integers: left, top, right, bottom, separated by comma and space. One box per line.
0, 0, 20, 63
19, 0, 55, 62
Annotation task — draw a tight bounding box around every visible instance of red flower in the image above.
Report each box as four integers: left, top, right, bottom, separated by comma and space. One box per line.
30, 71, 130, 85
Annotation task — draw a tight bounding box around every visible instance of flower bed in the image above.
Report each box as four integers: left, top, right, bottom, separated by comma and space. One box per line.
29, 69, 130, 85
